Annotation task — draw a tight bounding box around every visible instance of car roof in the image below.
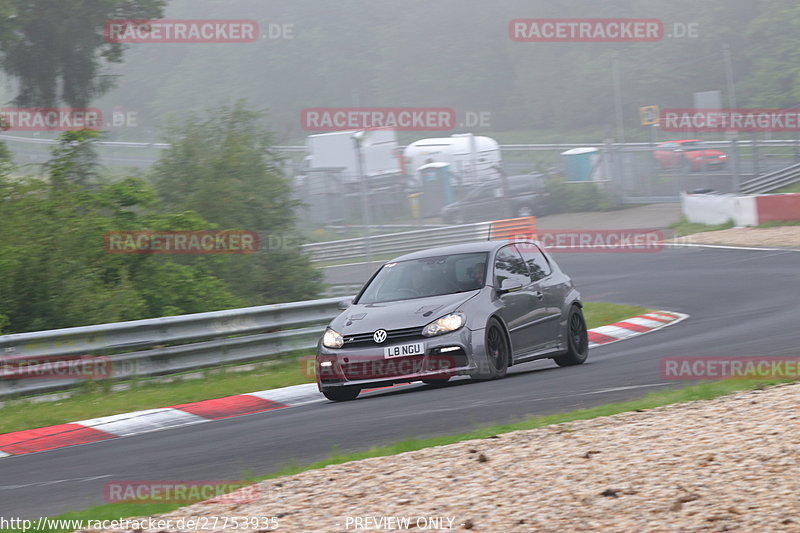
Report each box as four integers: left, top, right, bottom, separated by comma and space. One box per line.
389, 241, 508, 262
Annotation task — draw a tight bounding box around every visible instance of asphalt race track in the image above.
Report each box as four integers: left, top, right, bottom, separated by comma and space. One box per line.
1, 246, 798, 519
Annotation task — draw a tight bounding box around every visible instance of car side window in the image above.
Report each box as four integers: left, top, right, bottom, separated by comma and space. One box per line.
517, 242, 552, 282
493, 245, 530, 288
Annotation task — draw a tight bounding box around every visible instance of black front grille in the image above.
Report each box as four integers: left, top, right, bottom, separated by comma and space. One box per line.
343, 326, 424, 347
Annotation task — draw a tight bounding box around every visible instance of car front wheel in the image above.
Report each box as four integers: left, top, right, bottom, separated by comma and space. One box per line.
554, 306, 589, 367
476, 318, 509, 380
321, 386, 361, 401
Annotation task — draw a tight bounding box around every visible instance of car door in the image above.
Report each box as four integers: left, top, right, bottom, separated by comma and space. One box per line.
517, 242, 562, 347
492, 244, 547, 354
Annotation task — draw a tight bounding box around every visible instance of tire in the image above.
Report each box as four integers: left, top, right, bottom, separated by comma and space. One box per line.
476, 318, 509, 380
554, 306, 589, 367
321, 386, 361, 401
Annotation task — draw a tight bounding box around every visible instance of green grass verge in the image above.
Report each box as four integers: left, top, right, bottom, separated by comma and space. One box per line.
772, 182, 800, 193
1, 377, 793, 533
670, 216, 735, 237
0, 358, 315, 435
757, 220, 800, 228
0, 302, 645, 435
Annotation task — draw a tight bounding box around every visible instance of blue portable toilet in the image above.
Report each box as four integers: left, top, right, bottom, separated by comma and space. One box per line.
561, 147, 599, 181
418, 162, 455, 218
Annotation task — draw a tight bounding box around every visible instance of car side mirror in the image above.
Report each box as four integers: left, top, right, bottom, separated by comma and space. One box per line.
337, 298, 353, 310
498, 279, 523, 294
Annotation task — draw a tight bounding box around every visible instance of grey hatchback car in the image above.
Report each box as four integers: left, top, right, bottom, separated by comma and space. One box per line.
316, 240, 588, 401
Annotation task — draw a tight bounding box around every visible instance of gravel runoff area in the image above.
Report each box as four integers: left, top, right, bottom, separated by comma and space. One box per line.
677, 226, 800, 248
81, 382, 800, 533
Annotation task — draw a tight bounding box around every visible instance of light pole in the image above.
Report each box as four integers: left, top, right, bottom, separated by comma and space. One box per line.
612, 53, 625, 144
352, 131, 373, 263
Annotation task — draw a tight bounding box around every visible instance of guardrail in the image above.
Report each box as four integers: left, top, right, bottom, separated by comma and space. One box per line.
302, 217, 536, 264
739, 162, 800, 194
0, 297, 346, 398
301, 221, 495, 263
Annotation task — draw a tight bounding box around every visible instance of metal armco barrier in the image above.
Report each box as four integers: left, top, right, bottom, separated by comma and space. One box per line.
740, 162, 800, 194
301, 217, 536, 263
0, 298, 344, 398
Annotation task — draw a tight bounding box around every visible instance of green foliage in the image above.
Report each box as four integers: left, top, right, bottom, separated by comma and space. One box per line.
46, 130, 103, 187
0, 102, 322, 333
544, 177, 615, 213
0, 0, 165, 107
151, 101, 324, 304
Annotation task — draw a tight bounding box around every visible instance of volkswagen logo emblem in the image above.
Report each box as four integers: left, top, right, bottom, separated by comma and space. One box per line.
373, 329, 388, 344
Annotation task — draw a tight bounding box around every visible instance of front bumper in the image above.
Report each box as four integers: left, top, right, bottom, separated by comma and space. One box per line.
316, 327, 483, 390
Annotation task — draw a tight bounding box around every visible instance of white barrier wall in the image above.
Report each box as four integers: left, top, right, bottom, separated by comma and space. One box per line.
681, 193, 758, 227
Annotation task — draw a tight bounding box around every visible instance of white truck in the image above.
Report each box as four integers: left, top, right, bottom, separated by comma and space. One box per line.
403, 133, 502, 186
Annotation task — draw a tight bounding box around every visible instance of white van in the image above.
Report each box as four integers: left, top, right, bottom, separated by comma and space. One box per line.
403, 133, 501, 186
304, 129, 402, 183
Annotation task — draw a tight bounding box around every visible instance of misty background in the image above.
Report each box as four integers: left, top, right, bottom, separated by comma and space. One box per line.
49, 0, 800, 143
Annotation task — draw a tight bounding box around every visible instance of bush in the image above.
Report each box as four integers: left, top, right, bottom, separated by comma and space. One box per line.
545, 177, 615, 213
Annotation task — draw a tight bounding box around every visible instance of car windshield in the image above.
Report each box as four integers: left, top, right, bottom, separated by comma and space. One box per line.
355, 252, 488, 304
680, 141, 705, 148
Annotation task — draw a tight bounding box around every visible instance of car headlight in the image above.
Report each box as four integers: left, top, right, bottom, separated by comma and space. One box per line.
422, 312, 465, 337
322, 328, 344, 349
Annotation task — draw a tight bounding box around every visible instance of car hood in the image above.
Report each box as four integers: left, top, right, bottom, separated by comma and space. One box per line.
331, 291, 480, 334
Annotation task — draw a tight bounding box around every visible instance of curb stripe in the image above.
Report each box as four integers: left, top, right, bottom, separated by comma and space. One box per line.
614, 321, 652, 333
76, 408, 208, 437
623, 317, 667, 329
247, 383, 322, 406
588, 331, 619, 345
172, 395, 287, 420
0, 424, 115, 455
591, 325, 641, 339
641, 313, 673, 323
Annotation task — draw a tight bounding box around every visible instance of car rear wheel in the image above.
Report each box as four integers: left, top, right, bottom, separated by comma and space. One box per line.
554, 306, 589, 367
321, 386, 361, 401
477, 318, 509, 380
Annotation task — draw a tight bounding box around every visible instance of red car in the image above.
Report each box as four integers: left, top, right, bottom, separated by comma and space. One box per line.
654, 139, 727, 171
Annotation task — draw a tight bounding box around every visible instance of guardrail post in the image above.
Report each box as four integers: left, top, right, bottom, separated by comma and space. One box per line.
730, 139, 740, 193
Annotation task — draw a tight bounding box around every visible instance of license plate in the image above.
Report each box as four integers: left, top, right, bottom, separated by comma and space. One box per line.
384, 343, 424, 358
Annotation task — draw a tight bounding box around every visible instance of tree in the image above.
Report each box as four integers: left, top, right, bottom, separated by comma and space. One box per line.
0, 131, 249, 333
151, 101, 324, 304
0, 0, 165, 108
46, 130, 102, 187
